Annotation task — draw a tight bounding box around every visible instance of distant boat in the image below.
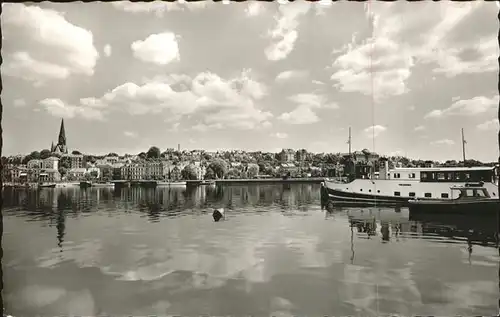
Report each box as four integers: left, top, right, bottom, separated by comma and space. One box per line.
157, 181, 187, 187
92, 182, 114, 188
200, 180, 215, 186
408, 185, 500, 214
38, 183, 56, 189
80, 181, 92, 188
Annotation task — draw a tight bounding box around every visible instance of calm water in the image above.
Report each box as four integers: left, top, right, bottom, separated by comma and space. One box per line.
3, 184, 500, 316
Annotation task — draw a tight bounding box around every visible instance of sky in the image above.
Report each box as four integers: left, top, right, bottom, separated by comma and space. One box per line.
2, 1, 499, 162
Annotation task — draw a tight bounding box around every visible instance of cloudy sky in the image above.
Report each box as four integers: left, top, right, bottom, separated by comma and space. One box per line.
2, 1, 499, 161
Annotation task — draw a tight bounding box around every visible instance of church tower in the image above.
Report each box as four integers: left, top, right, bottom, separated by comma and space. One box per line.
58, 119, 67, 150
52, 118, 68, 154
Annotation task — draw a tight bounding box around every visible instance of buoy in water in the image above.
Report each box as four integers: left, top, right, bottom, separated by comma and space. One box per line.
213, 208, 225, 222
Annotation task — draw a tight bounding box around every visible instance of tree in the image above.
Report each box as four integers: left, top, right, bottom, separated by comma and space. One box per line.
247, 163, 259, 178
209, 159, 228, 179
147, 146, 161, 159
181, 165, 198, 180
30, 151, 41, 160
90, 170, 99, 178
203, 153, 212, 161
60, 156, 71, 169
204, 167, 215, 180
227, 168, 239, 179
107, 152, 118, 157
58, 167, 68, 178
138, 152, 147, 160
40, 149, 52, 159
72, 150, 82, 155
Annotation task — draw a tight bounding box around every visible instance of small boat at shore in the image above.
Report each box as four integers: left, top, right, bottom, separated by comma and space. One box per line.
408, 185, 500, 214
200, 180, 215, 186
157, 181, 187, 187
38, 183, 56, 189
91, 182, 114, 188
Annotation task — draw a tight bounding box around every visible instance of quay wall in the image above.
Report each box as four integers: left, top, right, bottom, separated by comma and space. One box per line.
215, 178, 325, 185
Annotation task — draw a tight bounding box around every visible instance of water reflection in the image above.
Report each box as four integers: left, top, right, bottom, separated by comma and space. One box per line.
3, 184, 500, 316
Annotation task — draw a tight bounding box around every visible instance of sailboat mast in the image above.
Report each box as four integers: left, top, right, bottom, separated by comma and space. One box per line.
461, 128, 467, 163
348, 127, 352, 156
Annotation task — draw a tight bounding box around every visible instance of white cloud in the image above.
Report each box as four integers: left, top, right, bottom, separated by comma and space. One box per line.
279, 93, 337, 125
123, 131, 137, 138
431, 139, 455, 146
131, 32, 180, 65
87, 70, 271, 130
13, 98, 27, 108
271, 132, 288, 139
288, 93, 338, 110
103, 44, 112, 57
278, 105, 319, 125
112, 1, 208, 17
364, 125, 387, 138
265, 2, 312, 61
425, 96, 498, 119
3, 52, 70, 84
330, 2, 493, 101
2, 4, 99, 84
312, 80, 325, 85
477, 119, 499, 131
39, 98, 104, 121
414, 125, 425, 132
330, 36, 413, 101
275, 70, 307, 82
245, 2, 264, 17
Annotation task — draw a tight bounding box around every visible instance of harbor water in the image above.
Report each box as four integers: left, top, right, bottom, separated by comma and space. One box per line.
3, 184, 500, 316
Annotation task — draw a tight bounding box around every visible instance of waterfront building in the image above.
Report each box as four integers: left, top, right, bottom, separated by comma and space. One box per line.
67, 168, 87, 180
120, 161, 169, 180
295, 149, 309, 162
4, 166, 28, 183
280, 149, 296, 162
50, 118, 68, 154
27, 159, 43, 169
62, 154, 84, 169
38, 169, 60, 183
42, 156, 59, 170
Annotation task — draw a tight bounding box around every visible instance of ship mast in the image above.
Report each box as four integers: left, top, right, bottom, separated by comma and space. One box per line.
461, 128, 467, 164
347, 127, 352, 156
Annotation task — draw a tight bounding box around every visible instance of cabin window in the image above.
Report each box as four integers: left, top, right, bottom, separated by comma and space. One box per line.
437, 173, 445, 181
360, 189, 363, 192
424, 193, 432, 198
475, 190, 487, 198
441, 193, 449, 198
493, 192, 496, 196
466, 189, 474, 197
421, 173, 428, 181
409, 173, 416, 179
394, 191, 401, 196
377, 190, 380, 193
369, 189, 372, 193
393, 173, 400, 179
409, 192, 416, 197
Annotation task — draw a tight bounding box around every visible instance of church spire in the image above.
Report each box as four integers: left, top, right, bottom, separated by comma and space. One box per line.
51, 141, 54, 152
58, 118, 66, 146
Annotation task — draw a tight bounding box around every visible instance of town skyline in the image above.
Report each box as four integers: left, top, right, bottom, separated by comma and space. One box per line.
3, 1, 498, 162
